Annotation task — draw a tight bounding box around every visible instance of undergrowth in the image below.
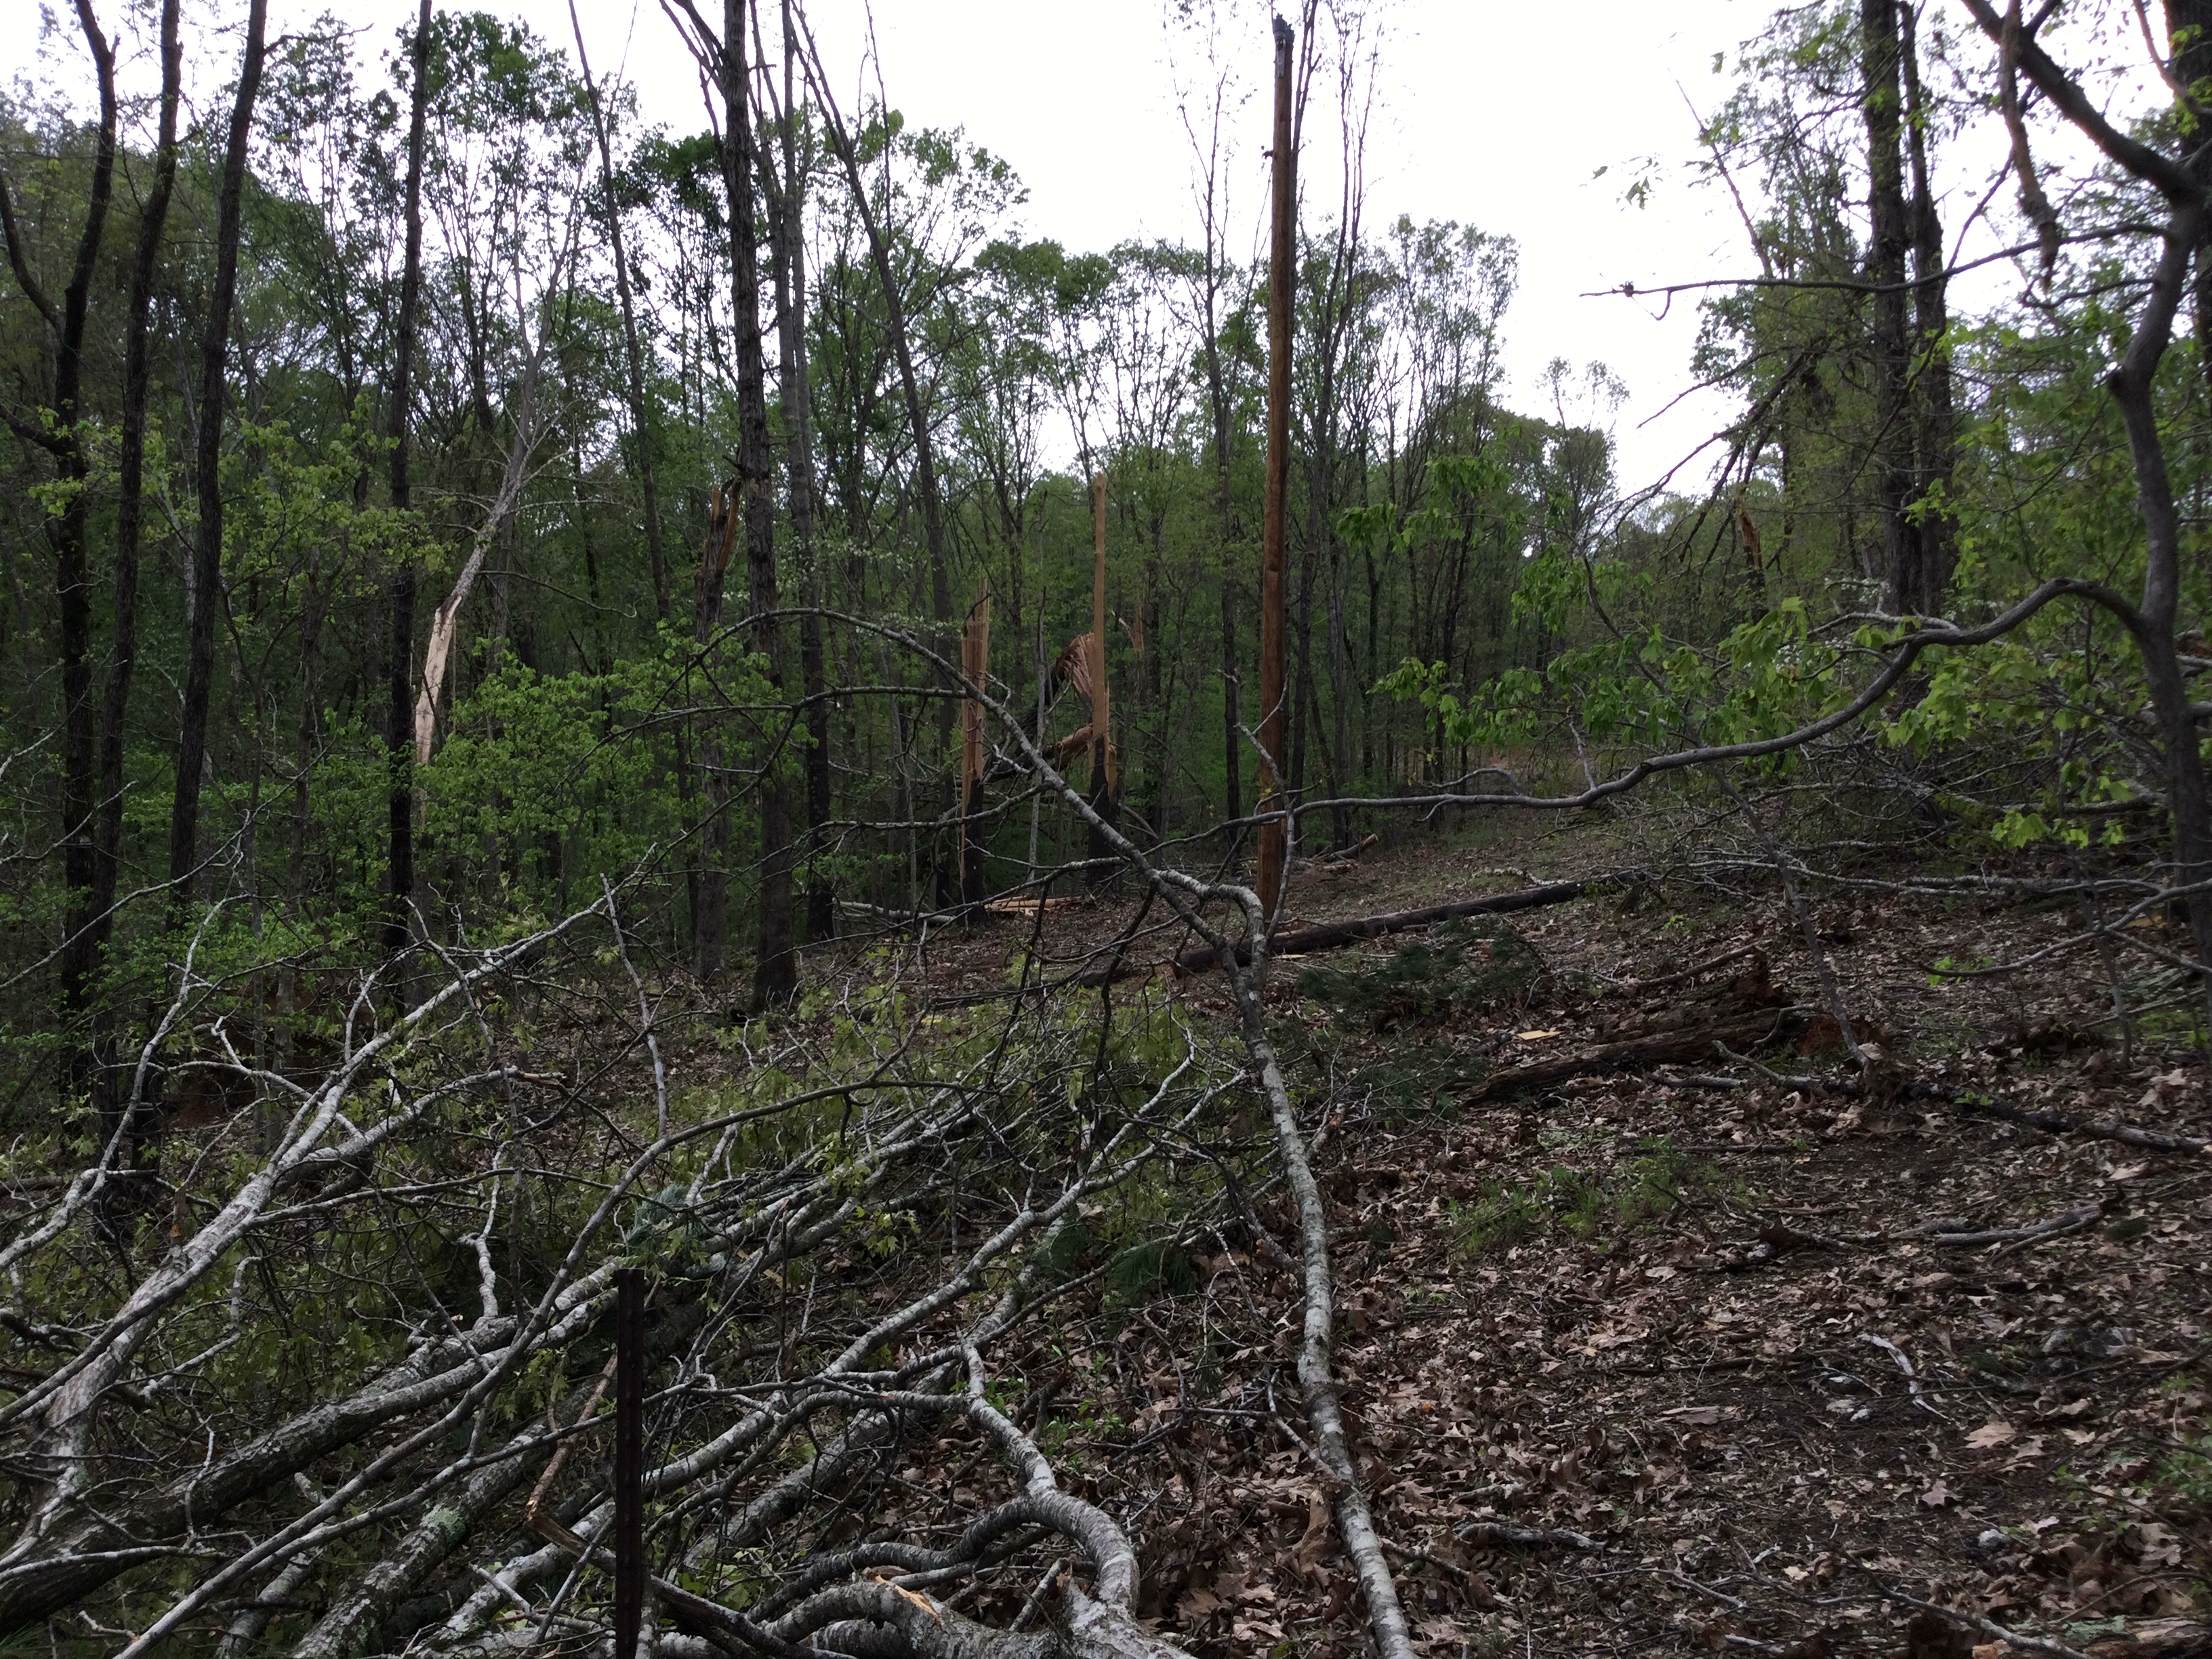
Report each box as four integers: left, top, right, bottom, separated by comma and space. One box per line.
1298, 919, 1546, 1031
1448, 1139, 1719, 1254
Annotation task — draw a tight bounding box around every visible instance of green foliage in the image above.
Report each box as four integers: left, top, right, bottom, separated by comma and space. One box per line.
1449, 1141, 1718, 1256
1103, 1240, 1198, 1308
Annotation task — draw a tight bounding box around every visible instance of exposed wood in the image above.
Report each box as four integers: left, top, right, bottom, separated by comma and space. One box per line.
1465, 1010, 1809, 1105
1171, 879, 1591, 976
169, 0, 268, 903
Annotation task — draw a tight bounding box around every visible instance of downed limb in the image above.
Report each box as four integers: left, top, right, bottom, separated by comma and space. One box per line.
1929, 1087, 2211, 1155
1467, 1009, 1807, 1103
1164, 878, 1598, 976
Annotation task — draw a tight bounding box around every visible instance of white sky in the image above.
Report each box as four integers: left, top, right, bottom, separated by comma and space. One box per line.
10, 0, 2046, 495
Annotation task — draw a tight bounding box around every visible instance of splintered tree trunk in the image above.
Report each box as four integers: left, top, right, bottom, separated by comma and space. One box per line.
384, 0, 430, 951
1859, 0, 1918, 614
723, 0, 797, 1011
1256, 16, 1294, 920
960, 576, 991, 907
1900, 1, 1956, 614
1086, 474, 1118, 880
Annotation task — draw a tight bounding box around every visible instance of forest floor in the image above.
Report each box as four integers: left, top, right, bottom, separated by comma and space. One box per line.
809, 812, 2212, 1658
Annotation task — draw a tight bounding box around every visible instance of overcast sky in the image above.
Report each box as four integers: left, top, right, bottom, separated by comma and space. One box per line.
10, 0, 2035, 494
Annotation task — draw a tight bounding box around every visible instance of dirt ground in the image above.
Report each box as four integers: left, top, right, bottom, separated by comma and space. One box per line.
861, 818, 2212, 1658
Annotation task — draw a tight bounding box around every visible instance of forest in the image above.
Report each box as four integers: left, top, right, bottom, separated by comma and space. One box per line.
1, 0, 2209, 1654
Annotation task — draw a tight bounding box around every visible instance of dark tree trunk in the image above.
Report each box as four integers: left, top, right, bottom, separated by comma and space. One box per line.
88, 0, 181, 1123
1900, 0, 1957, 613
1860, 0, 1919, 613
2163, 0, 2212, 393
0, 0, 119, 1090
766, 0, 834, 943
169, 0, 269, 903
1256, 15, 1294, 918
384, 0, 431, 952
721, 0, 798, 1009
694, 493, 735, 983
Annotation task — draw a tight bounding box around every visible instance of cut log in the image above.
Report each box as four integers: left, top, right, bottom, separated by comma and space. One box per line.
1465, 1009, 1808, 1104
1170, 880, 1592, 977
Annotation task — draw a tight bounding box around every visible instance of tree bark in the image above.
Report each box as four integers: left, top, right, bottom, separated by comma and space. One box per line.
384, 0, 432, 952
693, 491, 736, 983
0, 0, 118, 1088
2169, 0, 2212, 393
1900, 0, 1957, 613
1860, 0, 1919, 614
169, 0, 269, 905
1256, 16, 1294, 920
764, 0, 835, 942
84, 0, 180, 1133
720, 0, 798, 1010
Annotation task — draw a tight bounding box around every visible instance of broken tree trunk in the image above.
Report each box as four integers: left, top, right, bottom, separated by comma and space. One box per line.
1170, 880, 1593, 977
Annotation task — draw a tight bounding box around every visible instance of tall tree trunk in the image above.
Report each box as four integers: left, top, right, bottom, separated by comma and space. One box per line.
1900, 0, 1957, 614
384, 0, 431, 952
568, 0, 670, 625
722, 0, 797, 1009
169, 0, 269, 904
0, 0, 118, 1092
694, 490, 736, 982
1860, 0, 1919, 613
1256, 15, 1294, 920
767, 0, 834, 942
89, 0, 181, 1125
2171, 0, 2212, 394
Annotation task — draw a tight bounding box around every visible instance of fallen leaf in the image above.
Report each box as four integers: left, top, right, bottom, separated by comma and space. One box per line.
1292, 1492, 1332, 1574
1662, 1405, 1723, 1425
1920, 1477, 1953, 1508
1175, 1586, 1223, 1622
1964, 1419, 2017, 1450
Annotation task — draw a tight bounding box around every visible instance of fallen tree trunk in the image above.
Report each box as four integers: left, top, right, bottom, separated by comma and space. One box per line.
1167, 879, 1596, 978
1466, 1009, 1808, 1104
1927, 1086, 2210, 1155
